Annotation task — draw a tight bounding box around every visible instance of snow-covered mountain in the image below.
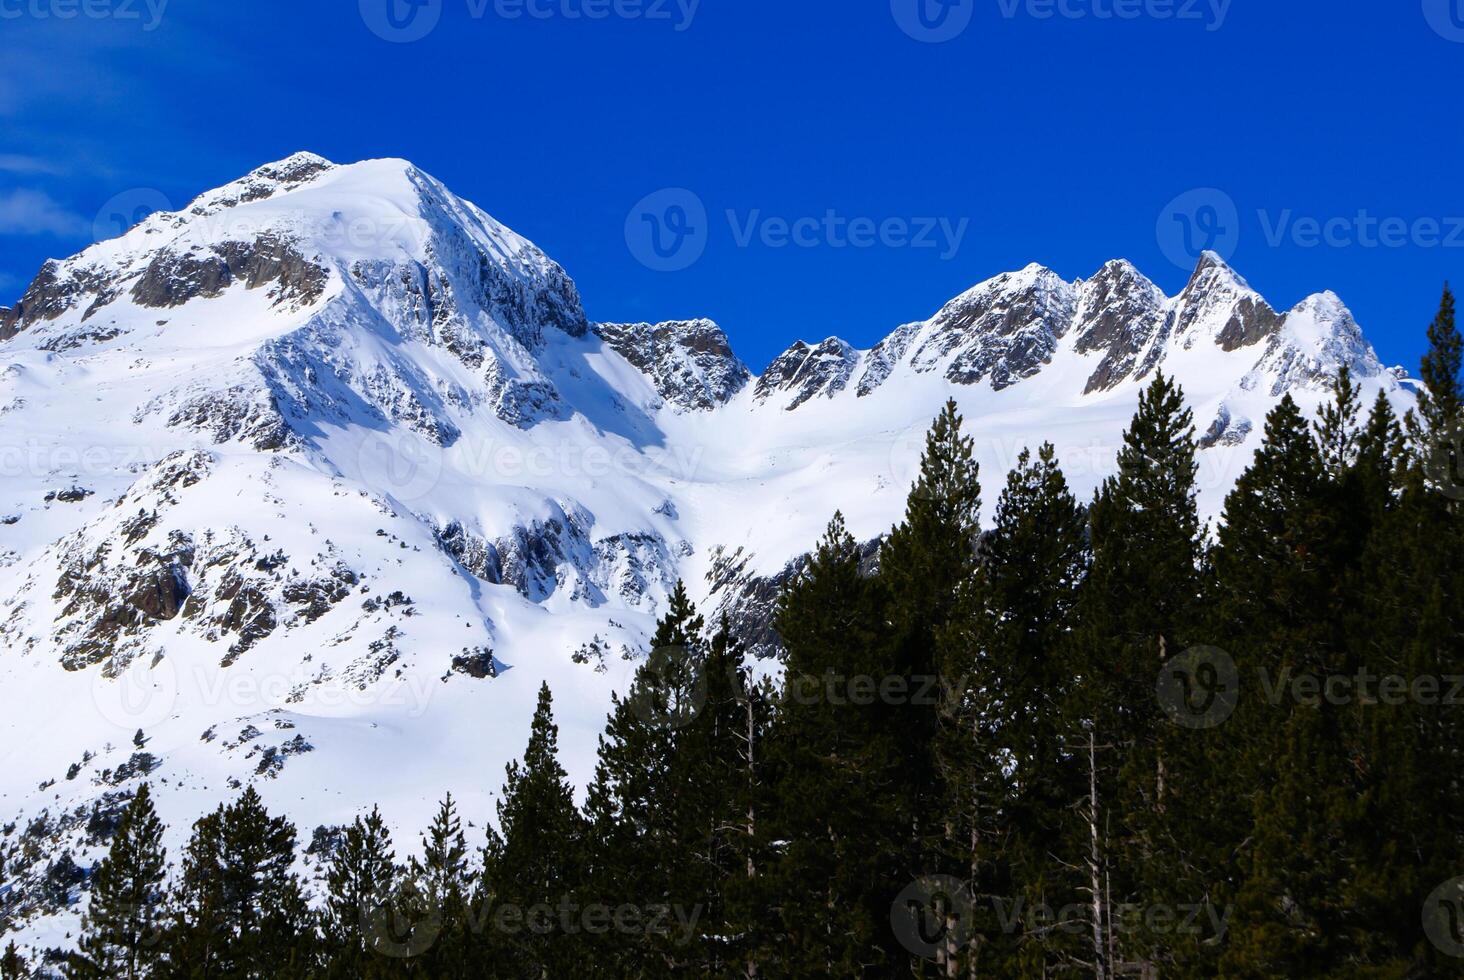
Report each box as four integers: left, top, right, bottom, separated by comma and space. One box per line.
0, 153, 1404, 948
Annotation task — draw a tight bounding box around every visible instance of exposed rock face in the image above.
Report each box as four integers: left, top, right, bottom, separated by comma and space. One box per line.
1246, 291, 1384, 396
856, 321, 921, 397
755, 338, 859, 409
1172, 252, 1282, 352
876, 264, 1079, 393
1199, 405, 1254, 449
130, 236, 329, 311
596, 319, 750, 411
0, 262, 116, 340
1074, 260, 1170, 393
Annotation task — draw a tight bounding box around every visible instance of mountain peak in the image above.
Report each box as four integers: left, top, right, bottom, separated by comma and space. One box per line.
1186, 249, 1254, 292
596, 319, 750, 412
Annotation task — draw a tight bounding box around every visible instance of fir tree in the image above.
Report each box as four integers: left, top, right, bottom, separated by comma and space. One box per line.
493, 683, 587, 975
879, 399, 982, 973
320, 807, 397, 978
765, 512, 898, 974
65, 783, 168, 980
1072, 371, 1205, 973
938, 443, 1090, 974
407, 794, 472, 975
167, 786, 310, 978
1214, 396, 1360, 975
1315, 363, 1361, 476
1416, 283, 1461, 438
0, 943, 26, 980
581, 584, 704, 975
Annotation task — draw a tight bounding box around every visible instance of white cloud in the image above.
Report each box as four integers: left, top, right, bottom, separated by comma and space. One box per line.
0, 188, 88, 237
0, 155, 62, 176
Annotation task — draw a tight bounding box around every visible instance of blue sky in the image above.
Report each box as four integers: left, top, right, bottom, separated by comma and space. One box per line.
0, 0, 1460, 372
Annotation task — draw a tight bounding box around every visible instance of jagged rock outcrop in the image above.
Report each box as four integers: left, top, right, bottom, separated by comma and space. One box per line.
129, 236, 328, 311
1074, 260, 1170, 393
755, 338, 859, 409
596, 319, 750, 411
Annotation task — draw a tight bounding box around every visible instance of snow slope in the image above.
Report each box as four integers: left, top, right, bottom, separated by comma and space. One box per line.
0, 154, 1407, 951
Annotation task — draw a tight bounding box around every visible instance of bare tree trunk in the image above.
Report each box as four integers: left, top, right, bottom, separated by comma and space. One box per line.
1087, 730, 1108, 980
744, 688, 759, 980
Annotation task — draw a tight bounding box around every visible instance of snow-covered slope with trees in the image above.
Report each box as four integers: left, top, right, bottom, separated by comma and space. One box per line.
0, 154, 1406, 949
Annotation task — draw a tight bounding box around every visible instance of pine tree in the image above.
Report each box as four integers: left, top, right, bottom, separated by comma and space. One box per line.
1315, 364, 1361, 476
668, 615, 766, 975
581, 584, 704, 975
878, 399, 983, 974
66, 783, 168, 980
0, 943, 26, 980
167, 785, 311, 978
407, 794, 472, 975
1415, 284, 1461, 439
765, 513, 899, 975
320, 807, 397, 978
1213, 396, 1361, 975
1409, 284, 1463, 492
938, 444, 1090, 974
493, 683, 587, 976
1071, 371, 1205, 974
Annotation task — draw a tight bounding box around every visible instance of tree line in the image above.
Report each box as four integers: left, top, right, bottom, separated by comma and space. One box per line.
4, 285, 1462, 978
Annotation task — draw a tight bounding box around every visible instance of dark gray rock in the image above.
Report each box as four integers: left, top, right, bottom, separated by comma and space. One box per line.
908, 266, 1077, 391
596, 319, 750, 411
754, 337, 858, 410
131, 235, 328, 310
1074, 260, 1170, 393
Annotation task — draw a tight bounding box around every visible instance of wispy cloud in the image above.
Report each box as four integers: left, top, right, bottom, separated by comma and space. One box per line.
0, 189, 89, 237
0, 155, 63, 176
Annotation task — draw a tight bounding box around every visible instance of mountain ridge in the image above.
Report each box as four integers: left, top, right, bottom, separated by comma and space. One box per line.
0, 152, 1409, 950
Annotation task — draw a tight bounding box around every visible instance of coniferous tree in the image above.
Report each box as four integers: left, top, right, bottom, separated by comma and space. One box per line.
1413, 285, 1461, 439
66, 783, 168, 980
582, 583, 704, 976
668, 616, 766, 976
407, 795, 471, 976
167, 786, 310, 979
1071, 371, 1205, 974
320, 807, 396, 978
1214, 396, 1361, 975
0, 943, 26, 980
766, 512, 897, 975
881, 399, 982, 915
938, 444, 1090, 975
493, 683, 587, 976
